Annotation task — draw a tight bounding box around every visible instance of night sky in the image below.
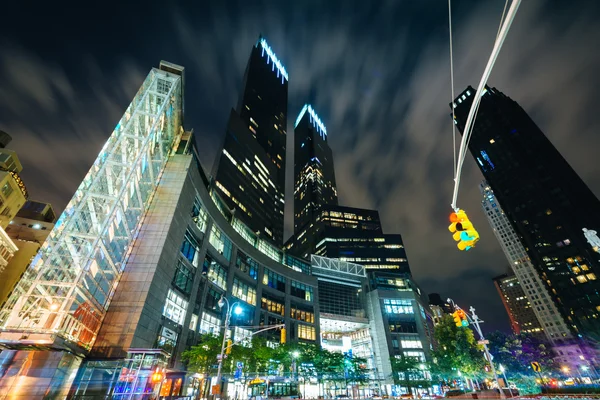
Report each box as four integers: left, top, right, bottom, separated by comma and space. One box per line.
2, 0, 600, 332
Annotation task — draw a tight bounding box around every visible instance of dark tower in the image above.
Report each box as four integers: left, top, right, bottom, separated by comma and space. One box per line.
213, 36, 288, 244
453, 85, 600, 339
293, 105, 338, 233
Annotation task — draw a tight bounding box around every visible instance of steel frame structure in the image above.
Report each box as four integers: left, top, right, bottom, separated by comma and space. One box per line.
0, 67, 183, 352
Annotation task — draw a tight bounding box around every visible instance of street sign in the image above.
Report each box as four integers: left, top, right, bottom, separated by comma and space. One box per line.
478, 340, 489, 345
531, 362, 542, 372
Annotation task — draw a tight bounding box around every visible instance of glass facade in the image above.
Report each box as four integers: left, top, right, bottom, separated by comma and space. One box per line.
0, 67, 183, 350
454, 85, 600, 338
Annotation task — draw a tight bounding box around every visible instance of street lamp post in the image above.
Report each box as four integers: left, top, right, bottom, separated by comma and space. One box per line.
499, 365, 513, 398
215, 295, 242, 400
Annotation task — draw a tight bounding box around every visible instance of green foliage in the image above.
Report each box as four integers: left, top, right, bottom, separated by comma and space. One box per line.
431, 314, 486, 380
181, 333, 223, 374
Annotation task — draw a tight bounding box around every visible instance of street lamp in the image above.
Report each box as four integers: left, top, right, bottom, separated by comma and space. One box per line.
215, 295, 242, 400
499, 365, 513, 398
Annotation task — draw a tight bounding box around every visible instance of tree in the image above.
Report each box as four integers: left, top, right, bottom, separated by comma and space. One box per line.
182, 333, 223, 399
182, 333, 222, 374
431, 314, 487, 383
486, 331, 556, 395
391, 356, 431, 396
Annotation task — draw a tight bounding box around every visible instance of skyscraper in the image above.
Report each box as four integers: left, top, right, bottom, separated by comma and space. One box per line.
453, 85, 600, 339
480, 182, 572, 343
213, 36, 288, 244
293, 104, 338, 233
493, 273, 544, 338
1, 201, 56, 306
285, 204, 411, 277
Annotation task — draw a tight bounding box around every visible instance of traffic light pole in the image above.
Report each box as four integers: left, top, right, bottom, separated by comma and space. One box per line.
468, 306, 505, 399
447, 299, 505, 399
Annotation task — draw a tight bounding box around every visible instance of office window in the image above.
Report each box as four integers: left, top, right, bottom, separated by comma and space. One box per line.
384, 299, 414, 314
236, 251, 258, 280
192, 198, 209, 233
263, 268, 286, 292
200, 312, 221, 335
209, 225, 232, 261
205, 257, 227, 290
1, 182, 13, 199
163, 289, 188, 325
403, 351, 425, 362
298, 324, 316, 341
189, 314, 199, 331
233, 278, 257, 305
291, 307, 314, 323
156, 326, 178, 356
181, 232, 201, 267
173, 259, 194, 295
291, 280, 313, 302
261, 295, 285, 316
389, 321, 418, 333
400, 336, 423, 349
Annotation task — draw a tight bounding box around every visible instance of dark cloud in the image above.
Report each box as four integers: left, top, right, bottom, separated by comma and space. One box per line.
1, 0, 599, 331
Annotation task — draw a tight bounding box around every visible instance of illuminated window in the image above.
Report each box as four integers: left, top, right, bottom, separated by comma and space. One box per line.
291, 307, 314, 323
250, 117, 258, 127
163, 289, 188, 325
216, 181, 231, 197
232, 278, 257, 305
249, 126, 257, 135
383, 299, 413, 314
298, 324, 316, 341
577, 275, 588, 283
199, 312, 221, 335
209, 225, 232, 261
204, 256, 227, 290
572, 266, 581, 274
263, 268, 285, 292
261, 296, 284, 315
189, 314, 198, 331
586, 273, 597, 281
403, 351, 426, 362
489, 139, 495, 144
400, 336, 423, 349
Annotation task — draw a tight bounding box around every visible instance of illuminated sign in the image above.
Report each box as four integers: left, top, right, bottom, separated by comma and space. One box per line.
260, 38, 288, 83
295, 104, 327, 138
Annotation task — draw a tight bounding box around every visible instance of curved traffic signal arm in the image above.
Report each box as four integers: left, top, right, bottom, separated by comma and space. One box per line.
449, 210, 480, 251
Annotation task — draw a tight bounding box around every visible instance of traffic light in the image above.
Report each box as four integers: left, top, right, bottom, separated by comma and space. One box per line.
225, 339, 233, 355
452, 311, 462, 327
457, 310, 469, 327
280, 327, 286, 344
448, 210, 480, 251
452, 310, 469, 327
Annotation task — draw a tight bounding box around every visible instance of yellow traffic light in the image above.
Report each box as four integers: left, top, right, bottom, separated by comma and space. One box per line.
457, 310, 469, 327
280, 328, 286, 344
452, 311, 462, 327
225, 339, 233, 355
449, 210, 480, 251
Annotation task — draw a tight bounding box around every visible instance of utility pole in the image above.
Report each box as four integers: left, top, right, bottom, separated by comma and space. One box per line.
468, 306, 505, 399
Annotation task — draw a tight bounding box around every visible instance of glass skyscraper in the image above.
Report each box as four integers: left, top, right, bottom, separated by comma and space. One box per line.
293, 104, 338, 233
213, 36, 288, 245
453, 85, 600, 340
